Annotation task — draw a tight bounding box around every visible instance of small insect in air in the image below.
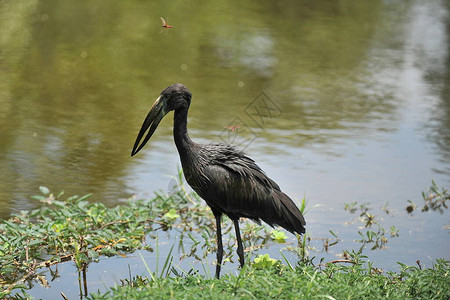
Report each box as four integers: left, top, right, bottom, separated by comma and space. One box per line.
160, 17, 174, 28
225, 124, 242, 132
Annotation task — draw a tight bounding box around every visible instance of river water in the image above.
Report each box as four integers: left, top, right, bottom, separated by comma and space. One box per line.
1, 0, 449, 298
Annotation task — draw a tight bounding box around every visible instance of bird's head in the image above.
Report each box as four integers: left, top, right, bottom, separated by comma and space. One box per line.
131, 83, 192, 156
159, 83, 192, 111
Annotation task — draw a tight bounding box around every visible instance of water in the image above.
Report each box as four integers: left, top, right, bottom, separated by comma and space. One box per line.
1, 0, 449, 298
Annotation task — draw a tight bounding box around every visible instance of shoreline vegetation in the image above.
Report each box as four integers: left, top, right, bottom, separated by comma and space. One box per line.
1, 174, 448, 299
89, 258, 449, 299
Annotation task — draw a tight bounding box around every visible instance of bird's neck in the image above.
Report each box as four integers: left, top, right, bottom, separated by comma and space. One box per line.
173, 108, 195, 158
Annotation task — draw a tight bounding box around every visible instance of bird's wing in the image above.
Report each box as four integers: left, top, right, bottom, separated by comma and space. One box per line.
202, 144, 281, 190
200, 148, 305, 234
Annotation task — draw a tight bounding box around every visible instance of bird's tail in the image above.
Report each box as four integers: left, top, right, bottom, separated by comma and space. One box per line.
264, 190, 306, 235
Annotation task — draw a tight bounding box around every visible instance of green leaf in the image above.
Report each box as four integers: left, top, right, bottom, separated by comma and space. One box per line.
39, 186, 50, 195
163, 209, 180, 221
31, 195, 46, 201
271, 230, 287, 243
253, 254, 278, 269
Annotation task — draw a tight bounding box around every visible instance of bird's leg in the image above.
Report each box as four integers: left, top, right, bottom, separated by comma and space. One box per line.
214, 213, 223, 279
233, 219, 245, 268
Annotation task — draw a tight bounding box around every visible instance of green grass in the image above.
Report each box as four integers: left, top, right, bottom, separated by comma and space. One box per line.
88, 257, 449, 300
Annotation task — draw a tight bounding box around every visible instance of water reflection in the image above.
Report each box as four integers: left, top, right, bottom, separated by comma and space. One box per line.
422, 0, 450, 176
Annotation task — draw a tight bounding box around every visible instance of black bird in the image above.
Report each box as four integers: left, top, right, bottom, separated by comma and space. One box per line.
131, 83, 306, 278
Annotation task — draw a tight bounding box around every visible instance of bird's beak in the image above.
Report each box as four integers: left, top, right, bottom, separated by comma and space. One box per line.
131, 96, 168, 156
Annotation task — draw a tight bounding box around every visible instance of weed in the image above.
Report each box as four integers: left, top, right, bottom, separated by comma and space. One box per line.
344, 201, 399, 251
1, 175, 449, 299
407, 180, 449, 214
87, 258, 449, 299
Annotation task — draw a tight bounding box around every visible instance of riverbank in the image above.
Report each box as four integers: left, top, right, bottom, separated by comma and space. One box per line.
88, 257, 449, 299
1, 179, 448, 298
